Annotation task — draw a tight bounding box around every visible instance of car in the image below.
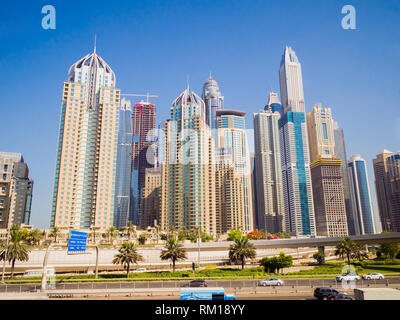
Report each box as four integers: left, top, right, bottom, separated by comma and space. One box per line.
314, 287, 340, 300
334, 293, 354, 300
362, 273, 384, 280
258, 278, 284, 286
133, 268, 147, 273
182, 280, 208, 288
336, 273, 360, 282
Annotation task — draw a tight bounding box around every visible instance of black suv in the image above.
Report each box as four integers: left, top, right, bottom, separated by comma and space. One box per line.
182, 280, 208, 287
314, 287, 339, 300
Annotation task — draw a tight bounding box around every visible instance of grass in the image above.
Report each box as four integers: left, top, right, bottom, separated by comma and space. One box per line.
4, 260, 400, 284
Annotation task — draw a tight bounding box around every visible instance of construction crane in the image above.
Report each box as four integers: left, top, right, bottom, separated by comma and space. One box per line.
120, 92, 159, 104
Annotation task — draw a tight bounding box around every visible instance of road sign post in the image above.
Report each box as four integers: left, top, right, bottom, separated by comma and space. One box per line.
67, 230, 88, 254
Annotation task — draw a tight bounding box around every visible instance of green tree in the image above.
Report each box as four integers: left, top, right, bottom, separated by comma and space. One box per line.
124, 222, 136, 241
201, 232, 213, 243
228, 236, 256, 269
112, 242, 144, 278
138, 233, 148, 245
260, 257, 278, 273
351, 243, 369, 261
260, 252, 293, 273
25, 229, 44, 246
89, 226, 100, 244
49, 227, 61, 243
276, 252, 293, 273
0, 225, 31, 278
106, 226, 119, 245
313, 252, 324, 265
335, 237, 356, 265
160, 236, 187, 272
379, 242, 400, 261
227, 229, 242, 242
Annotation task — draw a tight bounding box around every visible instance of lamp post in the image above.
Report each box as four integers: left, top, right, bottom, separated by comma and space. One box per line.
1, 226, 11, 283
197, 227, 201, 268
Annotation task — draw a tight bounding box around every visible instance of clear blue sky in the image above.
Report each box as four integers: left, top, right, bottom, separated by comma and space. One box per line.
1, 0, 399, 229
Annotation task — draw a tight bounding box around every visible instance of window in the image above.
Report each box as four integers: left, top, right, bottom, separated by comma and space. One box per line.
322, 123, 328, 140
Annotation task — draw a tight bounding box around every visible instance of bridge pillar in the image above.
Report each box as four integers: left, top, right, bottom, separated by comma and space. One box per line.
318, 246, 325, 264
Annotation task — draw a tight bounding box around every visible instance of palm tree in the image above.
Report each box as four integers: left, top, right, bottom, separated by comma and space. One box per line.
351, 243, 369, 261
160, 236, 187, 272
0, 225, 31, 278
112, 242, 144, 278
49, 227, 61, 243
228, 236, 256, 269
335, 237, 356, 265
106, 226, 119, 245
26, 229, 44, 246
122, 222, 136, 241
90, 226, 100, 244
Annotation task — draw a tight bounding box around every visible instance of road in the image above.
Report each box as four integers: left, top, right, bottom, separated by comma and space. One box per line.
1, 277, 399, 293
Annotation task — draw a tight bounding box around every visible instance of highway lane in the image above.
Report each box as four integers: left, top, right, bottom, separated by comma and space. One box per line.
0, 277, 399, 293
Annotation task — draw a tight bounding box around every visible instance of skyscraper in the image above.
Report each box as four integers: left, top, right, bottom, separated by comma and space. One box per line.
114, 98, 133, 228
141, 167, 161, 229
374, 150, 400, 232
50, 46, 120, 231
202, 75, 224, 130
348, 155, 376, 235
373, 149, 394, 231
310, 158, 348, 237
279, 112, 316, 236
160, 88, 216, 234
387, 153, 400, 232
279, 46, 305, 114
332, 120, 355, 235
215, 110, 254, 233
0, 152, 33, 228
254, 103, 285, 233
265, 92, 282, 115
306, 105, 348, 237
306, 104, 335, 163
131, 100, 157, 226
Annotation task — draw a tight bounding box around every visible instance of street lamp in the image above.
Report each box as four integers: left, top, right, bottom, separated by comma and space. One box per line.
1, 225, 11, 283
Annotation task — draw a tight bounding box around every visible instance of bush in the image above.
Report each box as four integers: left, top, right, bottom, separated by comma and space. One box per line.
313, 252, 324, 265
227, 230, 242, 242
260, 252, 293, 273
247, 231, 262, 240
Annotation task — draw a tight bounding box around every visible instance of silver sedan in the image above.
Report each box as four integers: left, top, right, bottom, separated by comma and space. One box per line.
362, 273, 384, 280
258, 278, 284, 286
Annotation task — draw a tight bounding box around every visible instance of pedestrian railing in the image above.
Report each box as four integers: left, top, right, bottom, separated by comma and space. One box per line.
0, 277, 399, 295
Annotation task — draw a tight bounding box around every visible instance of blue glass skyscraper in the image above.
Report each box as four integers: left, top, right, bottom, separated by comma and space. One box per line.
114, 98, 133, 228
279, 112, 316, 236
348, 155, 376, 234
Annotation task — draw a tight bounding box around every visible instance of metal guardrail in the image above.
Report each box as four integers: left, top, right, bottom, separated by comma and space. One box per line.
1, 278, 400, 295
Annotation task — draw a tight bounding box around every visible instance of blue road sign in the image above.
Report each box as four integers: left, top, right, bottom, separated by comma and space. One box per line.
67, 230, 87, 253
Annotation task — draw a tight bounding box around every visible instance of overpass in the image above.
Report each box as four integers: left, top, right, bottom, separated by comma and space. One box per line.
184, 232, 400, 262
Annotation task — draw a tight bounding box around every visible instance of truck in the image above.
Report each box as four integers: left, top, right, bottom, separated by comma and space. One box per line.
180, 287, 237, 300
354, 288, 400, 300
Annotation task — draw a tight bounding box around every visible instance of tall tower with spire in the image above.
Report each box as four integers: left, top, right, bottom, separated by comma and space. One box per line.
279, 46, 305, 114
202, 75, 224, 130
50, 43, 120, 231
160, 87, 216, 234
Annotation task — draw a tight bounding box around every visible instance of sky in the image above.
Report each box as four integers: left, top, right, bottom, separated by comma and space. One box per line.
0, 0, 399, 230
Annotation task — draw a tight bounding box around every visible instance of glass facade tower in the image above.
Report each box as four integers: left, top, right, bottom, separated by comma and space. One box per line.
279, 112, 316, 236
114, 98, 133, 228
348, 155, 376, 234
